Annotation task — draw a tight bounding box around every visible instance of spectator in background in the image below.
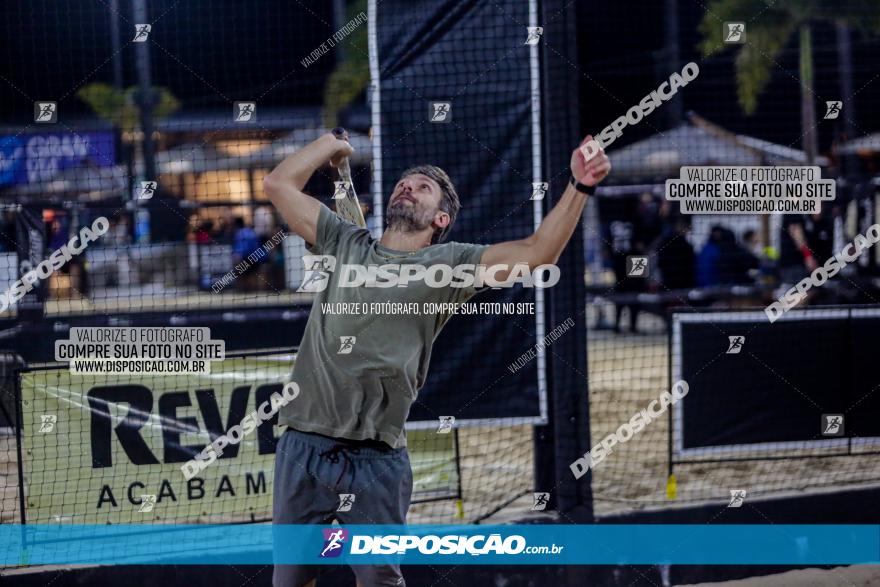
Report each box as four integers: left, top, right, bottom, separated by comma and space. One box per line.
607, 193, 664, 333
742, 229, 761, 258
804, 212, 834, 267
697, 225, 758, 287
652, 217, 695, 290
195, 220, 214, 244
48, 218, 67, 251
185, 215, 199, 243
742, 228, 779, 286
254, 206, 275, 241
254, 206, 285, 290
232, 217, 259, 259
806, 211, 838, 306
779, 215, 816, 286
109, 214, 132, 246
696, 225, 724, 287
608, 218, 643, 333
107, 214, 133, 287
48, 218, 70, 296
190, 219, 216, 291
716, 227, 758, 284
48, 217, 89, 297
213, 215, 234, 245
232, 216, 263, 291
635, 192, 664, 248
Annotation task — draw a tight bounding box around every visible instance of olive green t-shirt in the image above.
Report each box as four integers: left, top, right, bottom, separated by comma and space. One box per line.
279, 205, 488, 448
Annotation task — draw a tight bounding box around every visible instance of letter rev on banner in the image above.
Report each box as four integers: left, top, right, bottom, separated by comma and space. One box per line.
19, 353, 294, 523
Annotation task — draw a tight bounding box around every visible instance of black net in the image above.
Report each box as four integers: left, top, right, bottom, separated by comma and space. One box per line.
0, 0, 566, 535
3, 0, 880, 575
579, 1, 880, 518
370, 0, 549, 524
0, 0, 345, 530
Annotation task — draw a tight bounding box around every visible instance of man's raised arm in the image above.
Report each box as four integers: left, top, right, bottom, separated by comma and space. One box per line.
262, 133, 353, 245
480, 136, 611, 277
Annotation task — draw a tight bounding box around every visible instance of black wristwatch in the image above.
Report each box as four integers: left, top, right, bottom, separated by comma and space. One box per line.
569, 175, 596, 195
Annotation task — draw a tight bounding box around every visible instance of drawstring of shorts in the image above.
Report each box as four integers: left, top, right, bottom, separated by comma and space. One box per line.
319, 443, 361, 488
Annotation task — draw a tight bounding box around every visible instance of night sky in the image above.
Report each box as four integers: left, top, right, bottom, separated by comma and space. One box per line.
1, 0, 878, 155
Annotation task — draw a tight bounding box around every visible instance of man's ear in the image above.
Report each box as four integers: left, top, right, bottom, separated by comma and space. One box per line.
433, 211, 450, 233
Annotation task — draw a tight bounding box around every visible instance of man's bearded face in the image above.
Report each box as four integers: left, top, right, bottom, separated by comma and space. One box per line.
386, 173, 442, 234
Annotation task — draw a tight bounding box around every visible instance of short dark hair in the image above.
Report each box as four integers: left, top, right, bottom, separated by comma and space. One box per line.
400, 165, 460, 244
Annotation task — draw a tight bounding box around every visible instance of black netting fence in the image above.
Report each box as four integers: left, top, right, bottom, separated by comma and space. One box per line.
2, 0, 880, 574
579, 1, 880, 518
0, 0, 564, 538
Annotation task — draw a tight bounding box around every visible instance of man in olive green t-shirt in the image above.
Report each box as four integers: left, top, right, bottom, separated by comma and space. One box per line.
264, 131, 610, 587
280, 203, 488, 449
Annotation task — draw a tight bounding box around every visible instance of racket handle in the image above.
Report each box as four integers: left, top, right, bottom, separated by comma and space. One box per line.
329, 127, 364, 228
330, 127, 353, 182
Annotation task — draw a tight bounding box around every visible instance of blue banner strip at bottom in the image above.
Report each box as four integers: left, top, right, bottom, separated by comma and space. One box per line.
2, 525, 878, 566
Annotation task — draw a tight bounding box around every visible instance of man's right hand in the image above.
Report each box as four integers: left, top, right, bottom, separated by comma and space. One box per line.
326, 132, 354, 168
264, 132, 354, 246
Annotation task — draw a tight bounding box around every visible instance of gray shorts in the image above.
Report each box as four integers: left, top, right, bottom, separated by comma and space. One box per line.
272, 428, 413, 587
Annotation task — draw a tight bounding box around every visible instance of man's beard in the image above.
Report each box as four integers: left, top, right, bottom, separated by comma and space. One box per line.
385, 199, 434, 234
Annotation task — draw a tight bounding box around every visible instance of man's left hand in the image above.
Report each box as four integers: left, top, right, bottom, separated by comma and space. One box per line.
571, 135, 611, 187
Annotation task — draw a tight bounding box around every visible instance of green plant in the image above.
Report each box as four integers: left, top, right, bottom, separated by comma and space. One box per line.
698, 0, 880, 162
76, 82, 180, 134
322, 0, 370, 128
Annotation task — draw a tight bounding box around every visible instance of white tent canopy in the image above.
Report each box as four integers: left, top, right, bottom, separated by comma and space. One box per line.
157, 127, 372, 175
837, 133, 880, 155
605, 113, 830, 184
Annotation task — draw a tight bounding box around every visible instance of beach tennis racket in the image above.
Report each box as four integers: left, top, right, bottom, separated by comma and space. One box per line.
330, 127, 366, 228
